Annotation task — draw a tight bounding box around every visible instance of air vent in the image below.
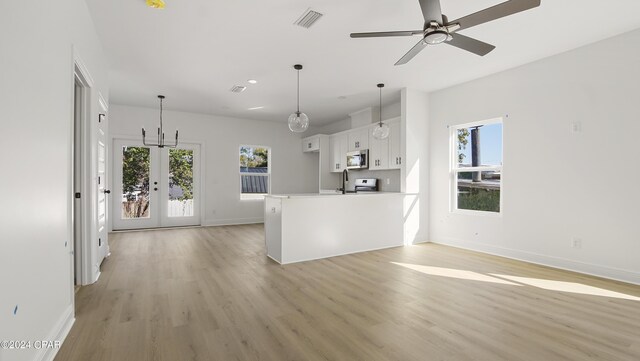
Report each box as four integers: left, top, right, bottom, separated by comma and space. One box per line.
294, 8, 323, 29
229, 85, 247, 93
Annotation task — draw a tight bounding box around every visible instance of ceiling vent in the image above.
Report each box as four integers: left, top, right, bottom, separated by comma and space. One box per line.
229, 85, 247, 93
294, 8, 323, 29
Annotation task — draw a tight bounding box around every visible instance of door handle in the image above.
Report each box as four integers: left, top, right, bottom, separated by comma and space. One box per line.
104, 189, 111, 194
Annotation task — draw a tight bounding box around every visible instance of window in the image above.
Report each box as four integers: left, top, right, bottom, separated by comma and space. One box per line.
240, 145, 270, 199
451, 119, 503, 214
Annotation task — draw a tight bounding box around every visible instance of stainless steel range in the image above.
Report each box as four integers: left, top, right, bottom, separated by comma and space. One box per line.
354, 178, 379, 192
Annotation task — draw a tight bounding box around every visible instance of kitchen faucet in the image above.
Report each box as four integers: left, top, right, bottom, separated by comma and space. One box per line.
340, 169, 349, 194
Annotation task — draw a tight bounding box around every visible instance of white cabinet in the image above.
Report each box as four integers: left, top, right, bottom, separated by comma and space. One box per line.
302, 135, 321, 152
348, 128, 369, 151
388, 120, 402, 169
330, 133, 348, 173
368, 127, 389, 170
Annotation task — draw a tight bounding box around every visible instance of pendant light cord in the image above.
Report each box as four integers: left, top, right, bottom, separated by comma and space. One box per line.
297, 69, 300, 114
379, 86, 383, 126
160, 97, 163, 134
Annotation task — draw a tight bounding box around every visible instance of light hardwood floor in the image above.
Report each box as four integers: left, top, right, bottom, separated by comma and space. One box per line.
55, 224, 640, 361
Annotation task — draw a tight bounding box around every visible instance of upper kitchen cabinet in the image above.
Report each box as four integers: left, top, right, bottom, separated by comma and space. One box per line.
368, 127, 389, 170
348, 128, 369, 152
388, 118, 402, 169
330, 133, 348, 173
302, 135, 321, 152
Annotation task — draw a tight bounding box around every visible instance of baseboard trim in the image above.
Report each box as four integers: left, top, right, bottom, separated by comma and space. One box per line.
203, 217, 263, 227
37, 303, 75, 361
430, 237, 640, 286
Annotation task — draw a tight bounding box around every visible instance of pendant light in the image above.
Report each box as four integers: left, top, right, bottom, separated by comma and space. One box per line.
142, 95, 178, 148
372, 83, 390, 140
288, 64, 309, 133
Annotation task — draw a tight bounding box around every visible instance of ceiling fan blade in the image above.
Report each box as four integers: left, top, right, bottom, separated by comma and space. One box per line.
449, 0, 541, 31
446, 33, 496, 56
394, 39, 428, 66
419, 0, 443, 23
350, 30, 423, 38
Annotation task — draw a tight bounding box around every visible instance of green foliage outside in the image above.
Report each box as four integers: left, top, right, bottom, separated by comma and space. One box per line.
169, 149, 194, 201
458, 188, 500, 213
240, 146, 268, 168
122, 146, 150, 218
457, 128, 469, 163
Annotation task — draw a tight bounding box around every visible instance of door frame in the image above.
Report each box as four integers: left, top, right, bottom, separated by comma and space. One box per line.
71, 52, 101, 287
110, 135, 205, 230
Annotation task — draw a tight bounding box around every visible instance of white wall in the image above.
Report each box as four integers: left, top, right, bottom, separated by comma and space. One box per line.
402, 89, 430, 245
428, 29, 640, 284
0, 1, 109, 360
310, 101, 402, 136
109, 105, 318, 227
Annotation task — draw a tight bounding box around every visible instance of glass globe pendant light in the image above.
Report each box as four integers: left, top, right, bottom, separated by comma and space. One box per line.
372, 83, 390, 140
288, 64, 309, 133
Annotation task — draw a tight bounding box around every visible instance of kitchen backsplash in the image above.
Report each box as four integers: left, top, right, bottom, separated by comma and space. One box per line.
326, 169, 401, 192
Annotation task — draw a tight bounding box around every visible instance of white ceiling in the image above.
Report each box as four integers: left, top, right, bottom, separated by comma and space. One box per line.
86, 0, 640, 125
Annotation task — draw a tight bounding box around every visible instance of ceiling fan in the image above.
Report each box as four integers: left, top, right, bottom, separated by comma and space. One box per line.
350, 0, 541, 65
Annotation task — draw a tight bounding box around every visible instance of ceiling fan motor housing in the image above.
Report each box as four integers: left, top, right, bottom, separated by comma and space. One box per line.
423, 29, 449, 44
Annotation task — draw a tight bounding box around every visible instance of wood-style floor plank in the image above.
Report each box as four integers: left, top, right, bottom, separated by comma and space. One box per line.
55, 224, 640, 361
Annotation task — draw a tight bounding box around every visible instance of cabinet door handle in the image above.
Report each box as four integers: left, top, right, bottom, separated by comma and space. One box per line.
399, 157, 402, 165
308, 143, 312, 148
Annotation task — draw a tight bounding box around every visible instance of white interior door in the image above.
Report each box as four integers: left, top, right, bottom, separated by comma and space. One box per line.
97, 113, 109, 261
112, 139, 200, 230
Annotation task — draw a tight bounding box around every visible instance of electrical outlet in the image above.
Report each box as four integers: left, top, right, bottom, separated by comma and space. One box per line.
571, 237, 582, 249
386, 178, 390, 185
571, 122, 582, 133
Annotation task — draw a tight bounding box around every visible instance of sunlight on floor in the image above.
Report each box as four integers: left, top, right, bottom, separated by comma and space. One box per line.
392, 262, 640, 301
490, 274, 640, 301
391, 262, 521, 285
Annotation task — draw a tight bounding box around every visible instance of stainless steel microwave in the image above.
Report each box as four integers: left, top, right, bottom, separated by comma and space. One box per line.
346, 150, 369, 169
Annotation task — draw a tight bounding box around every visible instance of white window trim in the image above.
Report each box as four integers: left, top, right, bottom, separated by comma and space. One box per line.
449, 117, 503, 215
239, 145, 271, 200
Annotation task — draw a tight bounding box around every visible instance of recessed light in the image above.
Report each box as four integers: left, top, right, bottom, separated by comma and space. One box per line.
247, 79, 258, 84
248, 106, 264, 110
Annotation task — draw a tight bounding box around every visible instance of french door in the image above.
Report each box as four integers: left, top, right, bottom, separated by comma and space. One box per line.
112, 139, 201, 230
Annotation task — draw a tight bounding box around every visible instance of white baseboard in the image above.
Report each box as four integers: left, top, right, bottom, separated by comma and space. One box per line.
203, 217, 263, 227
36, 304, 75, 361
431, 237, 640, 286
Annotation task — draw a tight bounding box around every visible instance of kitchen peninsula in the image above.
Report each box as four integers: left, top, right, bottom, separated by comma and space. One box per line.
264, 192, 417, 264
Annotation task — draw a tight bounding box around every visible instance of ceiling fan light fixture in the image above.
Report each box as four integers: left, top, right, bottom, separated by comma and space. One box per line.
288, 64, 309, 133
423, 30, 449, 45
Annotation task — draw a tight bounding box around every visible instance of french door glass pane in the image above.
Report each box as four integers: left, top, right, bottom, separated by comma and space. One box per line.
121, 146, 151, 219
168, 149, 194, 217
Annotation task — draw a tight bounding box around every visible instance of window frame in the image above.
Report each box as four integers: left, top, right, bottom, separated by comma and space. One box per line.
449, 117, 503, 216
239, 144, 271, 200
